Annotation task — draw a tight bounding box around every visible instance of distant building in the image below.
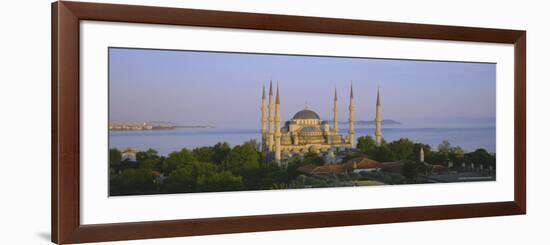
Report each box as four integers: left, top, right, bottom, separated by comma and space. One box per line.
345, 156, 403, 173
261, 81, 383, 165
297, 156, 403, 175
121, 147, 138, 162
346, 157, 381, 173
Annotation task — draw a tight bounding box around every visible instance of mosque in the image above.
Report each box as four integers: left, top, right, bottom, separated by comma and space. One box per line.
261, 81, 382, 164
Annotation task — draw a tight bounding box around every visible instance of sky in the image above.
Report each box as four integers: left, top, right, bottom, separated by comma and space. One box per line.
109, 47, 496, 128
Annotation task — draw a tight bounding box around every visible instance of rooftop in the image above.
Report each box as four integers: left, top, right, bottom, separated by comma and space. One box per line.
298, 164, 345, 174
292, 109, 320, 120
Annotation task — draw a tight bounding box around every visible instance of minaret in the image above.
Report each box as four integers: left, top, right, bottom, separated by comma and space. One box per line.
333, 88, 338, 133
420, 147, 424, 163
375, 87, 382, 146
348, 82, 355, 147
261, 85, 267, 151
274, 83, 282, 163
268, 81, 274, 151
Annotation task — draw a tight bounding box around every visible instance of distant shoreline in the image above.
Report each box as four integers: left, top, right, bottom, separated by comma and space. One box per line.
109, 123, 215, 131
174, 125, 215, 129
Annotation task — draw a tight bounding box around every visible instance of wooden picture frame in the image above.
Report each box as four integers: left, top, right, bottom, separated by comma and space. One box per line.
51, 1, 526, 244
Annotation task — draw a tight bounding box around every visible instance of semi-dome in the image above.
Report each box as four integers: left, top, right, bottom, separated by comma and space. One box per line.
292, 109, 320, 120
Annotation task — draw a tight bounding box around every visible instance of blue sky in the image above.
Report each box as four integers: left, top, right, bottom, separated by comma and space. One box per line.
109, 48, 496, 127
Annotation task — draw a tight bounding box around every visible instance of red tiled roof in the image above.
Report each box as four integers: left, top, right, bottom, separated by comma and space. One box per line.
346, 157, 405, 173
297, 157, 407, 175
345, 157, 380, 169
298, 164, 345, 174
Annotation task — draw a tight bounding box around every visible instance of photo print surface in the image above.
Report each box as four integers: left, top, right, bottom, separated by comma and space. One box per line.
108, 47, 496, 196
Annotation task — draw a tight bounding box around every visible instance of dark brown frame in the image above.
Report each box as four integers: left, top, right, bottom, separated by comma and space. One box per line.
52, 1, 526, 244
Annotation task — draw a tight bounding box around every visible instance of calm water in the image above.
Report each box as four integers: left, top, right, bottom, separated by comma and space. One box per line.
109, 125, 496, 156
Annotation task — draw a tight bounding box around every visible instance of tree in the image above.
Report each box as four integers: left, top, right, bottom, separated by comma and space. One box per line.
286, 157, 306, 180
136, 148, 159, 162
402, 160, 419, 183
357, 135, 377, 155
438, 140, 452, 155
162, 162, 218, 193
388, 138, 415, 160
111, 168, 156, 195
425, 150, 445, 165
342, 151, 363, 163
371, 143, 393, 162
262, 167, 289, 188
139, 158, 162, 171
109, 148, 122, 174
435, 141, 465, 168
212, 142, 231, 165
448, 146, 465, 169
468, 148, 492, 168
223, 140, 260, 173
239, 163, 288, 190
302, 152, 324, 166
196, 171, 243, 192
163, 164, 195, 193
162, 148, 197, 174
192, 162, 218, 177
450, 146, 465, 157
246, 139, 261, 152
192, 146, 215, 163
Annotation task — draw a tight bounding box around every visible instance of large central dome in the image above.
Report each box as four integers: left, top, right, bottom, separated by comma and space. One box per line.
292, 109, 320, 120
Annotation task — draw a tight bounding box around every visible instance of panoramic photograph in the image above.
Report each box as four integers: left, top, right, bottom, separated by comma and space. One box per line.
108, 47, 496, 196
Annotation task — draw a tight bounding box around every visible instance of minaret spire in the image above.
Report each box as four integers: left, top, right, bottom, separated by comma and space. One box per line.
375, 86, 382, 146
348, 82, 355, 147
274, 83, 282, 163
276, 83, 280, 104
420, 147, 425, 163
261, 84, 267, 152
376, 86, 380, 106
333, 88, 339, 133
268, 80, 274, 151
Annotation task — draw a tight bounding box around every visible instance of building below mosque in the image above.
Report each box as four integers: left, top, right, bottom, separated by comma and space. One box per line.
260, 81, 382, 165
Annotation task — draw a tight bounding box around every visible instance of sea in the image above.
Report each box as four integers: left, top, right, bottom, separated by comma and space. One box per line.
109, 124, 496, 156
